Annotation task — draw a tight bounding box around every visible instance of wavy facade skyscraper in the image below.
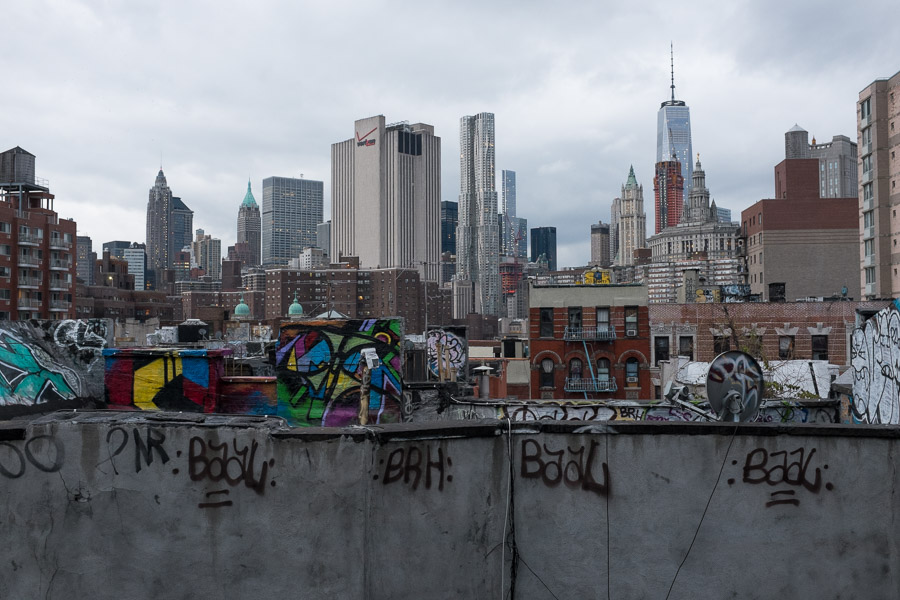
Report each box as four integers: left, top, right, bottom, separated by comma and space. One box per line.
456, 112, 500, 315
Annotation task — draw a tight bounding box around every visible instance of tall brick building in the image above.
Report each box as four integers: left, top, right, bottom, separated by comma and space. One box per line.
858, 70, 900, 299
0, 147, 76, 319
742, 126, 859, 301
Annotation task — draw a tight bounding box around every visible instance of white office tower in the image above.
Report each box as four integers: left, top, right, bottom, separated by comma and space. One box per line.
331, 115, 441, 281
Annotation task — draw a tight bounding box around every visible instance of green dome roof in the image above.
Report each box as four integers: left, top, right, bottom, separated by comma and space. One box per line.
234, 294, 250, 317
241, 179, 258, 208
288, 291, 303, 316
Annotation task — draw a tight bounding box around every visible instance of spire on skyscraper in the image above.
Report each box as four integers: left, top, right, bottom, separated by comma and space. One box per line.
670, 42, 676, 102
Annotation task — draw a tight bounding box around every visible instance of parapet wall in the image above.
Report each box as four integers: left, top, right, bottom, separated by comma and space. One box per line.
0, 414, 896, 598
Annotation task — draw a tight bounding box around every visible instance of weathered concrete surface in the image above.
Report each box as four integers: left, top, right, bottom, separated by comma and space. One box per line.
0, 413, 898, 599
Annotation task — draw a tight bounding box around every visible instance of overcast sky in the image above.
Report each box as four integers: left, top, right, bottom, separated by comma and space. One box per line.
2, 0, 898, 269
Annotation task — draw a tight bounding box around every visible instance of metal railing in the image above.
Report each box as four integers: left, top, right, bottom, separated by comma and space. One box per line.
17, 256, 40, 267
563, 326, 616, 341
18, 277, 41, 287
17, 298, 41, 309
49, 300, 71, 311
49, 259, 71, 270
564, 377, 617, 393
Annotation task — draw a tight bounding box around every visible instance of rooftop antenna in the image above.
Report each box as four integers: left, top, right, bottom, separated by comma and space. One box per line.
670, 42, 676, 102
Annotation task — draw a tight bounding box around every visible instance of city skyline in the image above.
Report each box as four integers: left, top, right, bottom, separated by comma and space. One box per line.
1, 2, 897, 269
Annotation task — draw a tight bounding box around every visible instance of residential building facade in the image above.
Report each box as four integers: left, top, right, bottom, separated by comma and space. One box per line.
529, 282, 651, 400
0, 146, 76, 319
858, 70, 900, 299
744, 126, 859, 301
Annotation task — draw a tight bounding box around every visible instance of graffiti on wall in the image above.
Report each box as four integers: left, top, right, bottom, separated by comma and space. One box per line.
219, 377, 277, 416
276, 319, 404, 427
50, 319, 110, 369
851, 305, 900, 424
426, 327, 467, 381
0, 330, 80, 407
104, 349, 229, 413
496, 402, 836, 424
728, 445, 834, 508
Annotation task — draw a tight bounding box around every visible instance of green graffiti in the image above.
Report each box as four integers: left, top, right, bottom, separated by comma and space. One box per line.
0, 331, 78, 405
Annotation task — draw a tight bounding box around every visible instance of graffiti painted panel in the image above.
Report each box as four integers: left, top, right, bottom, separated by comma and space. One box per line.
218, 377, 278, 415
851, 304, 900, 424
426, 327, 467, 381
276, 319, 404, 427
0, 330, 81, 407
104, 348, 230, 413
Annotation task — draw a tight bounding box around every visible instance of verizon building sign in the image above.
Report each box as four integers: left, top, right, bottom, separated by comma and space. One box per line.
356, 126, 376, 147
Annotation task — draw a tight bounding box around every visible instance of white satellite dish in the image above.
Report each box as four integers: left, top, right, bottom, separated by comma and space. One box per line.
706, 351, 764, 422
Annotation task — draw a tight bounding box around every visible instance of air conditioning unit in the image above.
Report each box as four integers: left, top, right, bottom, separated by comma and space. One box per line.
626, 328, 637, 337
626, 376, 638, 383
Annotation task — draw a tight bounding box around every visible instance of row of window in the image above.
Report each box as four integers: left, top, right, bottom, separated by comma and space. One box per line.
539, 306, 639, 337
539, 357, 639, 387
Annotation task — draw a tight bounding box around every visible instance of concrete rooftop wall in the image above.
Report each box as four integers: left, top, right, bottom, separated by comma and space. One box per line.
1, 413, 897, 598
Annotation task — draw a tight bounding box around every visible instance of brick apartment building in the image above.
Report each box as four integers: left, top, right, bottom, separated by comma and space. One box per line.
742, 127, 858, 301
0, 147, 76, 319
648, 300, 889, 370
528, 282, 651, 400
265, 267, 452, 333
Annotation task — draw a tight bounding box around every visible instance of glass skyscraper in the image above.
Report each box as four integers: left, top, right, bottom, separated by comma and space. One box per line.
656, 50, 693, 214
261, 176, 324, 266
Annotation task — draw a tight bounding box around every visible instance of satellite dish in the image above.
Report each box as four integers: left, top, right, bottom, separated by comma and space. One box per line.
706, 351, 764, 422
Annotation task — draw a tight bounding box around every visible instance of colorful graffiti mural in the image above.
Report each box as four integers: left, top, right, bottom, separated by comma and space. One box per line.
276, 319, 404, 427
104, 348, 231, 413
851, 302, 900, 424
0, 330, 80, 407
426, 327, 467, 381
219, 377, 278, 415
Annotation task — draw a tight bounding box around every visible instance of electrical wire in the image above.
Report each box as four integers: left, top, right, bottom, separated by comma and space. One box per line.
664, 425, 738, 599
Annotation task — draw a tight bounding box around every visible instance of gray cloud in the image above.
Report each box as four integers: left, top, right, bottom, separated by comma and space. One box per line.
1, 0, 896, 270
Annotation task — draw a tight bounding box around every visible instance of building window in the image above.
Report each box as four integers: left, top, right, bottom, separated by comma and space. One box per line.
0, 223, 9, 234
865, 239, 875, 257
596, 307, 610, 333
539, 308, 554, 337
654, 336, 670, 365
713, 335, 730, 354
866, 267, 876, 285
812, 335, 828, 361
679, 336, 694, 361
860, 97, 871, 120
568, 307, 582, 330
862, 126, 872, 147
596, 358, 610, 383
779, 336, 795, 359
625, 358, 639, 386
863, 155, 873, 175
569, 358, 583, 379
864, 183, 874, 202
624, 306, 638, 335
540, 358, 555, 388
864, 211, 875, 228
